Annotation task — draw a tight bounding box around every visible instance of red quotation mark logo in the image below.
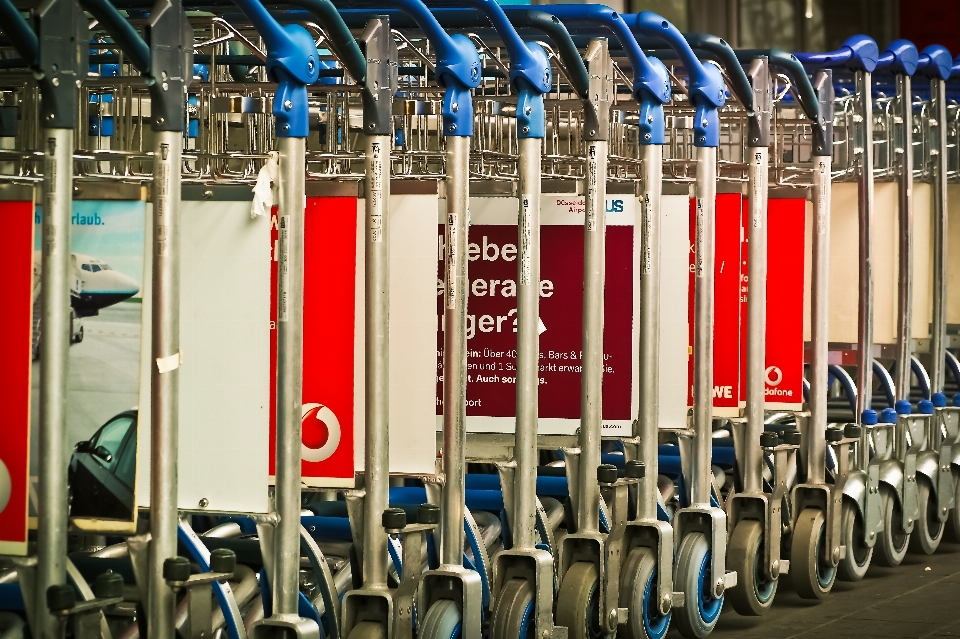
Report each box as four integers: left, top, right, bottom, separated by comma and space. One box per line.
301, 403, 342, 463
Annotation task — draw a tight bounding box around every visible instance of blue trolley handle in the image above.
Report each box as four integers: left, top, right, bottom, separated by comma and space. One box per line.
539, 5, 671, 145
951, 55, 960, 80
622, 10, 725, 147
285, 0, 367, 84
232, 0, 320, 137
916, 44, 952, 80
456, 0, 551, 139
874, 39, 919, 76
501, 8, 590, 100
0, 0, 37, 64
383, 0, 481, 136
793, 35, 879, 72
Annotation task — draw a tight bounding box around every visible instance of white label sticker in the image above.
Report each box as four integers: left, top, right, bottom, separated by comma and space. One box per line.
752, 151, 763, 229
445, 213, 458, 310
155, 143, 171, 256
369, 142, 384, 243
641, 194, 653, 275
695, 198, 706, 278
278, 214, 290, 322
519, 194, 533, 285
816, 160, 827, 236
586, 145, 599, 232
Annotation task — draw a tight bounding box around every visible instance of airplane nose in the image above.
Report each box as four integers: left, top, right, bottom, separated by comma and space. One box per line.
107, 271, 140, 295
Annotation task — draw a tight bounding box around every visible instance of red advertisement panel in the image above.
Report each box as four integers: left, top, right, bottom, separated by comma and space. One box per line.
739, 197, 806, 408
270, 197, 357, 485
0, 201, 33, 553
688, 194, 743, 413
436, 224, 634, 426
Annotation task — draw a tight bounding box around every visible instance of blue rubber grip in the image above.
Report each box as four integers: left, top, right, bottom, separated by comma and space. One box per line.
917, 44, 953, 80
952, 55, 960, 79
875, 39, 918, 75
794, 35, 879, 72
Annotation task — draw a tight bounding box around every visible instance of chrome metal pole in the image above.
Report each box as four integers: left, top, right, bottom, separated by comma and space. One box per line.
743, 145, 769, 494
637, 143, 662, 521
929, 77, 948, 394
148, 129, 183, 639
855, 70, 875, 430
363, 134, 391, 586
691, 145, 717, 507
274, 135, 307, 614
894, 73, 914, 401
441, 134, 470, 565
35, 126, 72, 639
514, 136, 541, 550
577, 140, 608, 533
808, 155, 832, 484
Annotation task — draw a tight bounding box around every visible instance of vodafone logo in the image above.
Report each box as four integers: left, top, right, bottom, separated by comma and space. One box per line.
0, 458, 10, 514
765, 366, 783, 387
301, 403, 341, 463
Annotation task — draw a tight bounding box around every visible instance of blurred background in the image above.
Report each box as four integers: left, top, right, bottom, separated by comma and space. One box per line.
522, 0, 958, 57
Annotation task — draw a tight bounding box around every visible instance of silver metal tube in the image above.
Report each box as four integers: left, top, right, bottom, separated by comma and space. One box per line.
274, 135, 307, 614
148, 129, 183, 639
855, 71, 874, 464
637, 143, 662, 521
576, 140, 608, 533
441, 135, 470, 565
743, 145, 769, 493
930, 77, 948, 394
894, 74, 914, 401
691, 145, 717, 507
808, 156, 832, 484
35, 127, 73, 639
363, 134, 391, 587
513, 136, 541, 550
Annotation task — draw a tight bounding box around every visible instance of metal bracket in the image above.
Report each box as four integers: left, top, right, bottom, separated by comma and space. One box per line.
359, 16, 398, 135
35, 0, 88, 128
492, 548, 563, 639
559, 532, 611, 631
674, 505, 734, 599
581, 38, 612, 142
395, 523, 437, 639
251, 614, 323, 639
341, 589, 396, 639
745, 56, 771, 148
792, 483, 841, 566
420, 565, 483, 639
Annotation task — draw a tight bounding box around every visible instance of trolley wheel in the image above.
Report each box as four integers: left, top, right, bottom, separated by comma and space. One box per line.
791, 508, 836, 599
947, 468, 960, 542
555, 562, 601, 639
727, 520, 776, 616
673, 533, 723, 639
909, 477, 944, 555
876, 485, 909, 566
491, 578, 534, 639
347, 622, 387, 639
837, 498, 872, 582
419, 599, 462, 639
75, 326, 83, 343
619, 547, 670, 639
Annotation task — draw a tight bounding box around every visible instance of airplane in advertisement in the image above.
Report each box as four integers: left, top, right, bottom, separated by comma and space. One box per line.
33, 251, 140, 318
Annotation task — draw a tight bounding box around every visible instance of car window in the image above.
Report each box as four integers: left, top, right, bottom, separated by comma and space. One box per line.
92, 416, 133, 469
114, 428, 137, 489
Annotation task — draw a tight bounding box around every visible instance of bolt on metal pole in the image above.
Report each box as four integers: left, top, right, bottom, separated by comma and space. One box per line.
894, 72, 914, 402
149, 129, 183, 639
36, 126, 72, 639
363, 132, 391, 586
929, 76, 948, 394
691, 145, 718, 507
514, 136, 541, 550
637, 142, 662, 521
854, 69, 875, 431
274, 135, 307, 613
441, 134, 470, 565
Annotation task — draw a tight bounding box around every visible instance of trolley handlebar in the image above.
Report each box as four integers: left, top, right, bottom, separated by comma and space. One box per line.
80, 0, 151, 73
874, 39, 918, 76
681, 32, 752, 111
502, 7, 589, 99
736, 49, 819, 121
0, 0, 37, 64
285, 0, 366, 84
917, 44, 952, 80
794, 34, 879, 72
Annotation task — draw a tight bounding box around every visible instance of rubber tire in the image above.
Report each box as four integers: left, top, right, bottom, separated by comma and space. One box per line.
791, 508, 836, 599
947, 468, 960, 543
620, 547, 671, 639
909, 477, 945, 555
420, 599, 462, 639
875, 486, 910, 567
75, 326, 83, 343
491, 578, 534, 639
837, 499, 872, 582
673, 533, 723, 639
347, 622, 387, 639
556, 562, 601, 639
727, 520, 777, 616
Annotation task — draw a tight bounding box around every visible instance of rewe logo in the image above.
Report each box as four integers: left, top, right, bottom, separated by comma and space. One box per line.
301, 403, 341, 462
